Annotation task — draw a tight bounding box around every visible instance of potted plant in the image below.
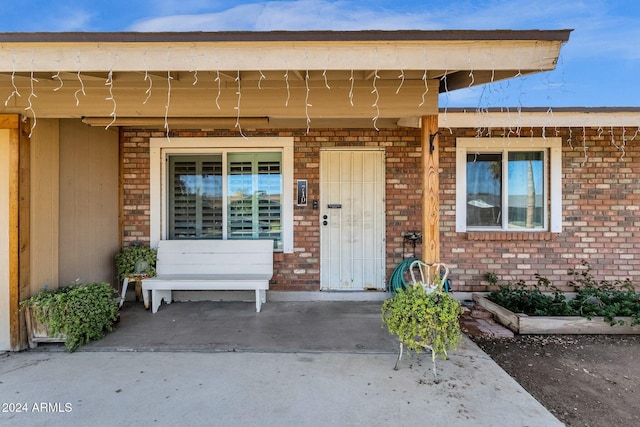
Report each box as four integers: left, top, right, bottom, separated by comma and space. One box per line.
20, 282, 119, 352
115, 244, 157, 304
115, 244, 157, 281
382, 276, 463, 383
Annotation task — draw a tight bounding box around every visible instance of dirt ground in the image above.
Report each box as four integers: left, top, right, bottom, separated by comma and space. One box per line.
470, 334, 640, 427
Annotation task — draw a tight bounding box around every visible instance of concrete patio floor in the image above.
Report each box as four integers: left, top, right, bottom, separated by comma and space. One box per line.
0, 300, 564, 427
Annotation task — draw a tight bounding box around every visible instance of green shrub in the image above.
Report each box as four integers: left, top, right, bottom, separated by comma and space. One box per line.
115, 245, 157, 280
487, 261, 639, 326
21, 282, 119, 352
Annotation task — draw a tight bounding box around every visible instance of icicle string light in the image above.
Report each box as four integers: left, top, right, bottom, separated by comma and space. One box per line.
258, 70, 266, 89
608, 126, 627, 159
396, 69, 405, 94
25, 67, 38, 137
305, 70, 312, 134
284, 70, 290, 107
105, 70, 117, 129
348, 70, 354, 106
74, 50, 86, 106
234, 70, 247, 139
52, 71, 64, 91
74, 70, 86, 106
419, 68, 428, 107
143, 69, 153, 105
322, 70, 330, 89
609, 126, 620, 151
215, 70, 221, 109
581, 127, 588, 166
164, 70, 173, 140
4, 55, 21, 106
371, 70, 380, 131
142, 51, 152, 105
189, 50, 198, 86
440, 69, 450, 129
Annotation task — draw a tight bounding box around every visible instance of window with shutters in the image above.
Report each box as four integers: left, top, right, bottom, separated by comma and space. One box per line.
168, 155, 223, 239
167, 152, 283, 249
227, 152, 282, 243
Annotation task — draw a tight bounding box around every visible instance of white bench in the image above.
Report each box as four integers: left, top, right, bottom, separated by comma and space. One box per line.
141, 239, 273, 313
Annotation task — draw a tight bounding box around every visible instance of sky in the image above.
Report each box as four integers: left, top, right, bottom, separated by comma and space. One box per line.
1, 0, 639, 108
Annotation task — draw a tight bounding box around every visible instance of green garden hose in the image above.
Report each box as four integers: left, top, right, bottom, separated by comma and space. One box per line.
387, 258, 418, 295
387, 258, 452, 295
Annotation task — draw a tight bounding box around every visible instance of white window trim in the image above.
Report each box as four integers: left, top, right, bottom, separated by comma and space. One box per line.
455, 137, 562, 233
150, 137, 294, 253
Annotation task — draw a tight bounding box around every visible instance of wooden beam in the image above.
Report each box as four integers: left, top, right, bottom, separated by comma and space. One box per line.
1, 114, 29, 350
421, 115, 440, 264
18, 119, 30, 349
0, 115, 19, 129
7, 117, 20, 349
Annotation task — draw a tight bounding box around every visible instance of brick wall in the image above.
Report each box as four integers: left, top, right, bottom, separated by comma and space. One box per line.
120, 126, 640, 292
120, 128, 423, 291
439, 127, 640, 292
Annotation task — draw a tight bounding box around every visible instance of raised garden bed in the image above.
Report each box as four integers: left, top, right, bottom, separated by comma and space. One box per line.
473, 294, 640, 334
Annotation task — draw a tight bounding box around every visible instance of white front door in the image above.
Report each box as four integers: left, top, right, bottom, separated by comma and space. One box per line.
320, 149, 385, 290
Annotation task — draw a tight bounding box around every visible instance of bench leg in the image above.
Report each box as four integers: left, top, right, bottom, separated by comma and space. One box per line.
119, 277, 130, 308
151, 289, 172, 313
142, 286, 150, 310
255, 289, 267, 312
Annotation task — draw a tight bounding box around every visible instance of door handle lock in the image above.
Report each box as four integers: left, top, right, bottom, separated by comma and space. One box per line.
322, 221, 328, 226
322, 215, 328, 219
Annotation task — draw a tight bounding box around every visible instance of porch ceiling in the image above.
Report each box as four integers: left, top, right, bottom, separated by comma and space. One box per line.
0, 30, 570, 127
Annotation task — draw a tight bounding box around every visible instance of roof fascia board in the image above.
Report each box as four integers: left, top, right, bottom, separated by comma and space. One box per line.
0, 37, 567, 73
399, 110, 640, 128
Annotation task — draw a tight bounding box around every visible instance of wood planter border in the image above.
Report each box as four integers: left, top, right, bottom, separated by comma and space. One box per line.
24, 305, 66, 348
472, 294, 640, 335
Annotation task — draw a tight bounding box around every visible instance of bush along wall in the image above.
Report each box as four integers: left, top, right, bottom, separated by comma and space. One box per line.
21, 282, 119, 352
486, 261, 640, 327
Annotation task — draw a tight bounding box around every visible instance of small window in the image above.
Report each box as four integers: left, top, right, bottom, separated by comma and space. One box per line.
456, 138, 562, 233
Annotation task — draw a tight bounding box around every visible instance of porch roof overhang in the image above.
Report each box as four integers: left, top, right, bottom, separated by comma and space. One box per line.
397, 107, 640, 128
0, 30, 571, 128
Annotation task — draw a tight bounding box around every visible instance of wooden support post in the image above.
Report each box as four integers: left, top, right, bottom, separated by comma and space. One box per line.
18, 119, 30, 350
1, 114, 29, 350
421, 115, 440, 264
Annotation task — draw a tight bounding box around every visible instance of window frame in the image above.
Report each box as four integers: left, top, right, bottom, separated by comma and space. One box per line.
150, 137, 294, 253
455, 137, 562, 233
